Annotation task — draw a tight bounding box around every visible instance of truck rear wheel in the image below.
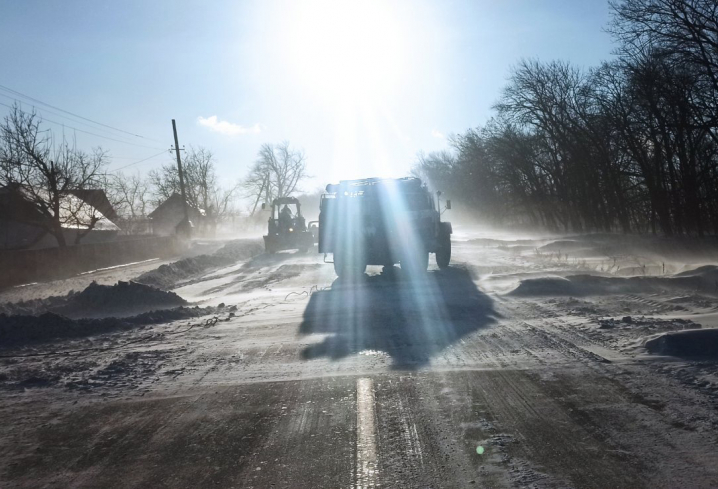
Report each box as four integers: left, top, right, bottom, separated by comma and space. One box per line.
333, 250, 366, 278
401, 248, 429, 275
436, 233, 451, 269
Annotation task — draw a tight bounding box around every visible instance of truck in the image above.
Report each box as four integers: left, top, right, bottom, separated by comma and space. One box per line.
318, 177, 452, 277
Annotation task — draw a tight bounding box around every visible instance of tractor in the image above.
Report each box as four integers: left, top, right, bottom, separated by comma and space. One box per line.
318, 177, 452, 277
262, 197, 314, 254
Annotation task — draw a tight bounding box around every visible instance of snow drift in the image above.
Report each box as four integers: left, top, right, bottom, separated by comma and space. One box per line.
135, 238, 263, 289
509, 265, 718, 297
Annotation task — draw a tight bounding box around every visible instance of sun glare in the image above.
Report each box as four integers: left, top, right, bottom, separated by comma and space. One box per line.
286, 0, 406, 104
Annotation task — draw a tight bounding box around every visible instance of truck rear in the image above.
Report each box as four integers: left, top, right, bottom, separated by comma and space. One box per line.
318, 177, 452, 277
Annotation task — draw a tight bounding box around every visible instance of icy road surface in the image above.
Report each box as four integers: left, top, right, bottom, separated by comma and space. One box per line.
2, 237, 718, 487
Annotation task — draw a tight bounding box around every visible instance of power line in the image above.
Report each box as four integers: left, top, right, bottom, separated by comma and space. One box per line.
108, 150, 169, 172
0, 83, 165, 144
0, 98, 168, 170
0, 101, 166, 150
0, 84, 165, 143
43, 118, 166, 150
107, 155, 160, 159
0, 92, 156, 142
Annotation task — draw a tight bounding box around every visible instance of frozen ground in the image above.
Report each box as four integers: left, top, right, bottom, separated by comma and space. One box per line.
1, 230, 718, 487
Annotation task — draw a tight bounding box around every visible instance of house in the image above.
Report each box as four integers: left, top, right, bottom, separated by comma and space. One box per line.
0, 185, 46, 249
0, 185, 121, 249
148, 193, 204, 236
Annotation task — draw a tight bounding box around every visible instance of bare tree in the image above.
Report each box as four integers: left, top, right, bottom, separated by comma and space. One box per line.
148, 146, 238, 234
609, 0, 718, 86
104, 171, 150, 234
0, 105, 109, 247
242, 141, 308, 214
408, 0, 718, 236
609, 0, 718, 137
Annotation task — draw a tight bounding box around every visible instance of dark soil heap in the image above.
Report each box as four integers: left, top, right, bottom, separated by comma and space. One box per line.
0, 306, 215, 346
66, 281, 186, 314
0, 281, 186, 318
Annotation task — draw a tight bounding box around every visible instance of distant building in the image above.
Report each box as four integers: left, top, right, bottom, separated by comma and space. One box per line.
0, 185, 121, 249
148, 193, 204, 236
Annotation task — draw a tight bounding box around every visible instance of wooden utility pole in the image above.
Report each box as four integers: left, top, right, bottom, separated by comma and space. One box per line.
250, 174, 268, 216
171, 119, 189, 224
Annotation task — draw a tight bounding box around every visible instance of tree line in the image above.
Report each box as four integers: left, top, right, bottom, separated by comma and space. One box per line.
415, 0, 718, 236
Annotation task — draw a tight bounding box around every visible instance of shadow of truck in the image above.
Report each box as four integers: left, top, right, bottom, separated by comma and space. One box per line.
299, 266, 499, 369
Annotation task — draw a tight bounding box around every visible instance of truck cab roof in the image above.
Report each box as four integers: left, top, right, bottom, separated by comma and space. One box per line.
325, 177, 424, 194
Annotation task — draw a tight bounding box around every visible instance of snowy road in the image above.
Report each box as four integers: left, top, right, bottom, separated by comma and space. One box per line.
2, 237, 718, 487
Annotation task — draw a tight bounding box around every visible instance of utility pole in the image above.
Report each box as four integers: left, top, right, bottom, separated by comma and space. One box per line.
171, 119, 190, 237
250, 174, 268, 216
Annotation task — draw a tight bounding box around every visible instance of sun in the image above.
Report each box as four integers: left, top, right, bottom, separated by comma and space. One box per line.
285, 0, 406, 104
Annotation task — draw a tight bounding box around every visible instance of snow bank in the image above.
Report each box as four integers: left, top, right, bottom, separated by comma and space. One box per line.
0, 306, 215, 346
673, 265, 718, 289
509, 274, 657, 296
506, 276, 579, 296
135, 238, 263, 289
538, 240, 588, 252
509, 265, 718, 297
66, 281, 186, 313
0, 281, 186, 318
645, 329, 718, 357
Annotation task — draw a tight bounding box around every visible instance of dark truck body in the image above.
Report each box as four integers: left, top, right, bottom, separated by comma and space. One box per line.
318, 177, 452, 276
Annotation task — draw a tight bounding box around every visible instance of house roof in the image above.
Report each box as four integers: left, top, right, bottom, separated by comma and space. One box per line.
0, 185, 120, 232
70, 189, 119, 222
60, 193, 120, 231
0, 184, 44, 222
148, 192, 204, 219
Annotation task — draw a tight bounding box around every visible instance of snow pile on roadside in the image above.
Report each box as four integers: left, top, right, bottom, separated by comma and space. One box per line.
0, 305, 215, 346
471, 234, 718, 266
509, 265, 718, 296
673, 265, 718, 290
0, 294, 68, 317
467, 237, 546, 249
66, 281, 186, 314
538, 240, 589, 252
135, 238, 263, 289
507, 276, 579, 296
564, 233, 718, 259
644, 328, 718, 357
0, 281, 186, 318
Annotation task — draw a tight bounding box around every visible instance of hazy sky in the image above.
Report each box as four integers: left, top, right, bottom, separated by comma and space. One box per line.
0, 0, 616, 196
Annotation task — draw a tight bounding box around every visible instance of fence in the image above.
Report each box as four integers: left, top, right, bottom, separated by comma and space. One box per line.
0, 236, 185, 288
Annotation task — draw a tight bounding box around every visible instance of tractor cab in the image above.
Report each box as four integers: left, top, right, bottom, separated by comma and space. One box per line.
262, 197, 314, 253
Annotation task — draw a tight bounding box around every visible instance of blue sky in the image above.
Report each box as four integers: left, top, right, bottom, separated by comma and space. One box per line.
0, 0, 616, 199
